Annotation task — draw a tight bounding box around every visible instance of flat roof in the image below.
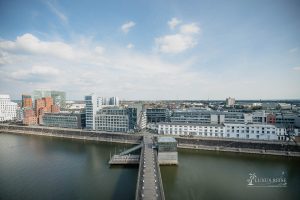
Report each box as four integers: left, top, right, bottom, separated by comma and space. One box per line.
158, 122, 224, 127
158, 137, 177, 143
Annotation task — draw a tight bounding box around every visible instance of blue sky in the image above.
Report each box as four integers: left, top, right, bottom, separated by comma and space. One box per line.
0, 0, 300, 100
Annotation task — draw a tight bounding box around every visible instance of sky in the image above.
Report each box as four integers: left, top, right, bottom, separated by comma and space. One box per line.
0, 0, 300, 100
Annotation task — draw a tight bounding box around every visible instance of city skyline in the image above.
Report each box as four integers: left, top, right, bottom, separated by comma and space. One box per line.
1, 0, 300, 100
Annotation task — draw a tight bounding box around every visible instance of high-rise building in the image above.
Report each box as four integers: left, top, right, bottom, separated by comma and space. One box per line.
23, 109, 37, 125
85, 94, 97, 130
226, 97, 236, 107
109, 97, 119, 106
35, 99, 45, 116
34, 97, 54, 124
0, 94, 17, 122
33, 90, 66, 108
22, 94, 32, 108
43, 97, 53, 112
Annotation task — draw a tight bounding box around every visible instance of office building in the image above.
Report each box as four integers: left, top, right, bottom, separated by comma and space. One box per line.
85, 94, 97, 130
146, 108, 170, 123
109, 96, 119, 106
34, 97, 54, 124
33, 90, 66, 108
95, 107, 131, 132
94, 105, 146, 132
85, 94, 126, 132
226, 97, 236, 107
42, 112, 86, 129
23, 109, 37, 125
170, 109, 253, 124
0, 94, 17, 122
16, 106, 24, 121
158, 122, 285, 141
22, 94, 32, 108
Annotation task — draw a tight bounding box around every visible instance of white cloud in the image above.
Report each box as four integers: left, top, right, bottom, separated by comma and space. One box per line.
180, 23, 200, 34
155, 34, 197, 54
0, 33, 75, 60
10, 65, 60, 81
94, 46, 105, 54
127, 43, 134, 49
293, 66, 300, 71
168, 18, 181, 29
1, 33, 298, 100
0, 33, 207, 99
121, 21, 136, 33
155, 22, 200, 54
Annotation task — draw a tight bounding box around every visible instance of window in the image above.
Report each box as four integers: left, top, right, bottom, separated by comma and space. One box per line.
256, 135, 259, 139
236, 134, 239, 138
246, 134, 249, 139
227, 134, 230, 137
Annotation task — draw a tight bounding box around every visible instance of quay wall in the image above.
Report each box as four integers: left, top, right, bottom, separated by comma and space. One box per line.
0, 124, 142, 144
174, 137, 300, 157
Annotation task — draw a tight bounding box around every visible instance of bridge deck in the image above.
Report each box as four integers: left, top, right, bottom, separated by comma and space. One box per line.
136, 135, 165, 200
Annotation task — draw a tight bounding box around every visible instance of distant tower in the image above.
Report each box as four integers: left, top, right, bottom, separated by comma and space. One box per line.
109, 96, 119, 106
226, 97, 236, 107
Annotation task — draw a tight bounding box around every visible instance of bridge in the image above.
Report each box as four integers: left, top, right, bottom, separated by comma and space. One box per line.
110, 135, 165, 200
135, 135, 165, 200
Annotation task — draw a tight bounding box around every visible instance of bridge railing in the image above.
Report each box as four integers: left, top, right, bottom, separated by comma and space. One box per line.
154, 150, 165, 200
135, 139, 145, 200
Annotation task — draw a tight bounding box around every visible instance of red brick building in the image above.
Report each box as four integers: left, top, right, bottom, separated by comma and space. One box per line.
23, 109, 37, 125
51, 105, 60, 113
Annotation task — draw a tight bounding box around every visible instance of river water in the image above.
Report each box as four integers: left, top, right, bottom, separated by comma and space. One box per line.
0, 133, 299, 200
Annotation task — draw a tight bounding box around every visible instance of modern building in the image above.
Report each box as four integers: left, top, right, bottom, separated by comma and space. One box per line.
16, 106, 24, 121
51, 105, 60, 113
85, 94, 144, 132
33, 90, 66, 108
85, 94, 97, 130
22, 94, 32, 108
95, 107, 131, 132
0, 94, 17, 122
170, 109, 253, 124
157, 137, 178, 165
146, 108, 170, 123
226, 97, 236, 107
23, 109, 37, 125
109, 96, 119, 106
42, 112, 86, 129
158, 122, 286, 141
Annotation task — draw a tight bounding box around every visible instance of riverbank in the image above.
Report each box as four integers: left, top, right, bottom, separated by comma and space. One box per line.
177, 143, 300, 157
1, 124, 300, 157
174, 136, 300, 157
0, 124, 142, 144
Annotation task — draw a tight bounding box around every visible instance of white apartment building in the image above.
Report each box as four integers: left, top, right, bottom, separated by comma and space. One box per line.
0, 94, 17, 122
158, 122, 286, 141
85, 94, 122, 130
